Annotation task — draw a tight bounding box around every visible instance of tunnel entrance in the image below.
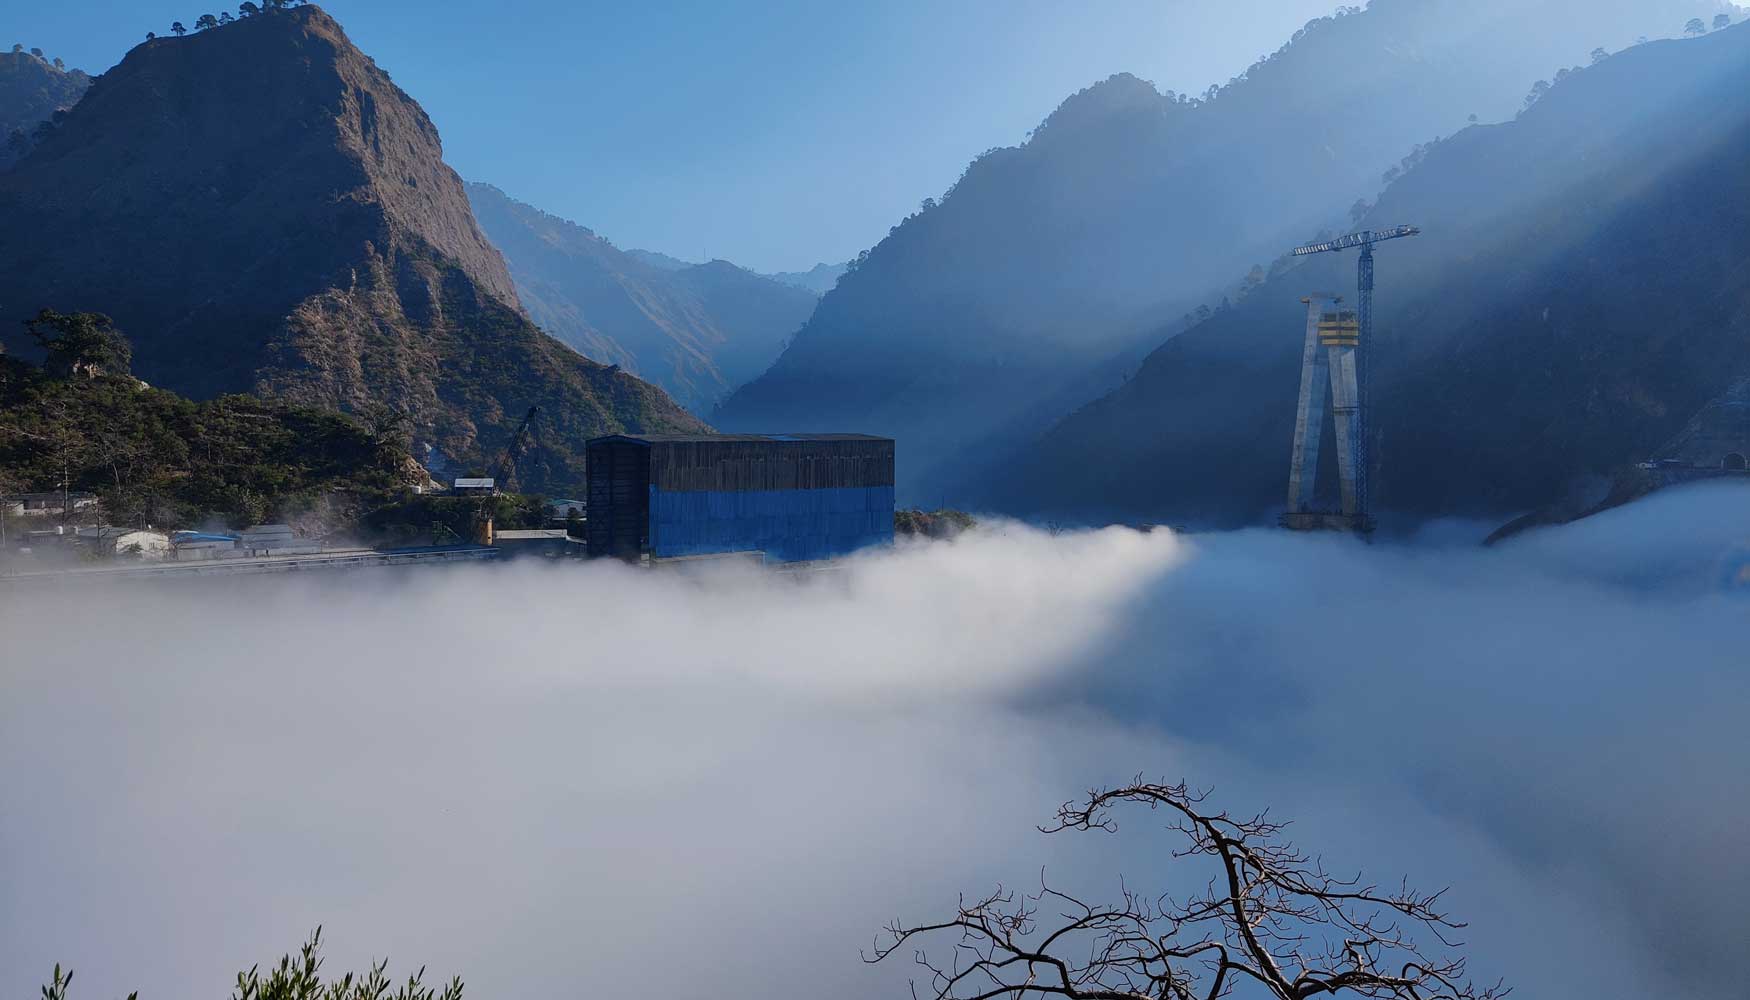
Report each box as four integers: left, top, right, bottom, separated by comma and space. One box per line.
1725, 453, 1747, 471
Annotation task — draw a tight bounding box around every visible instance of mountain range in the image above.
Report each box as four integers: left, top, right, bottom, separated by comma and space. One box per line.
981, 20, 1750, 527
623, 249, 846, 295
0, 5, 704, 493
5, 1, 1745, 526
717, 0, 1733, 494
759, 261, 848, 296
466, 182, 819, 415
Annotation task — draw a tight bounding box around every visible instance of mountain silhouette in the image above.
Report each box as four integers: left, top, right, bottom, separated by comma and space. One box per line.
986, 23, 1750, 527
716, 0, 1726, 495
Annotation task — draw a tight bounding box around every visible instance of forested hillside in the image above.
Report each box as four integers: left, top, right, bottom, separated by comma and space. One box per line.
984, 23, 1750, 527
468, 183, 818, 415
718, 0, 1729, 492
0, 313, 415, 530
0, 5, 704, 495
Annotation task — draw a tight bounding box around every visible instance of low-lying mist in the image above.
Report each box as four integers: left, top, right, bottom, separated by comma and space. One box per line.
4, 482, 1746, 999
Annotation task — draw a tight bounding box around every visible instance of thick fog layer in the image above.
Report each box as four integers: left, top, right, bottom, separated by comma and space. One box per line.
4, 482, 1746, 999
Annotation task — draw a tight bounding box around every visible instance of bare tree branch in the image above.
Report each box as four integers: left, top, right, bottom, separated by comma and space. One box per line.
867, 781, 1507, 1000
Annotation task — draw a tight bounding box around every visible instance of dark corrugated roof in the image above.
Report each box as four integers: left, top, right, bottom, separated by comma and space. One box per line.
589, 433, 892, 445
173, 531, 240, 543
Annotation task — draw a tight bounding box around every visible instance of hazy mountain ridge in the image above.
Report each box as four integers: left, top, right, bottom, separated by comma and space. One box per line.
717, 0, 1731, 493
761, 261, 848, 296
625, 250, 847, 295
466, 182, 819, 416
0, 45, 91, 169
0, 5, 704, 493
984, 22, 1750, 526
624, 247, 693, 271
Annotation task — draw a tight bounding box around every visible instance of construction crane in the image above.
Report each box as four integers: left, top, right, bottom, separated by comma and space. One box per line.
489, 405, 541, 489
1288, 225, 1419, 524
470, 405, 539, 546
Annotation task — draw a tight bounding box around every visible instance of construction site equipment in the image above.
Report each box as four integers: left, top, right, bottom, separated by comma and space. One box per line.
1283, 226, 1419, 532
473, 406, 540, 545
490, 406, 541, 489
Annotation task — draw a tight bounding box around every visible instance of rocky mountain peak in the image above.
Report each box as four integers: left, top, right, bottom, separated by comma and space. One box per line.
0, 3, 704, 491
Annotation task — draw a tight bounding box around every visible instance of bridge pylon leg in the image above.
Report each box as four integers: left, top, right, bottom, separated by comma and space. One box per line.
1287, 295, 1338, 514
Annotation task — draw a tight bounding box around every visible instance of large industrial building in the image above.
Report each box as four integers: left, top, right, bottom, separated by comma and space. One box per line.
585, 434, 895, 563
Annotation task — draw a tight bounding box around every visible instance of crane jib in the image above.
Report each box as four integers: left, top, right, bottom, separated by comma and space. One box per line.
1291, 226, 1421, 256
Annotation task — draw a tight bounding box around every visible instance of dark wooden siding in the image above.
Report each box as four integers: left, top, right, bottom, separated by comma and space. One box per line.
585, 439, 650, 561
649, 439, 895, 493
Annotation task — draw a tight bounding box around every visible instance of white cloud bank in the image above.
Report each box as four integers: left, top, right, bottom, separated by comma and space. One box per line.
4, 481, 1746, 1000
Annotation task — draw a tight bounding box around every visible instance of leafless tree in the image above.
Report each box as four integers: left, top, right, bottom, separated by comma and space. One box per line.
868, 781, 1506, 1000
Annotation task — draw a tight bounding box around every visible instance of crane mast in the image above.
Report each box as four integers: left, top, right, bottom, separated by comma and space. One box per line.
470, 405, 540, 547
490, 406, 541, 489
1356, 243, 1374, 519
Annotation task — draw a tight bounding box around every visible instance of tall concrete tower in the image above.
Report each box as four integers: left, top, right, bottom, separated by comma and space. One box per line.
1286, 225, 1418, 534
1282, 295, 1372, 534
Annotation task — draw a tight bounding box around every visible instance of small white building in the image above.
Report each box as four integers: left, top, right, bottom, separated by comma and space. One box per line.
76, 526, 171, 560
546, 498, 586, 520
453, 477, 497, 496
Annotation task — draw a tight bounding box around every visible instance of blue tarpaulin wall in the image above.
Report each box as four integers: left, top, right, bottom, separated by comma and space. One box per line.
650, 486, 895, 563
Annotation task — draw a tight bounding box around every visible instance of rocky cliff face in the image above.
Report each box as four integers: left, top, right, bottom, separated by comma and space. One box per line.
0, 5, 704, 491
467, 182, 817, 416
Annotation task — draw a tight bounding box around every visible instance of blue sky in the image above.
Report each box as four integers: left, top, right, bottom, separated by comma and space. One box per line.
15, 0, 1335, 272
